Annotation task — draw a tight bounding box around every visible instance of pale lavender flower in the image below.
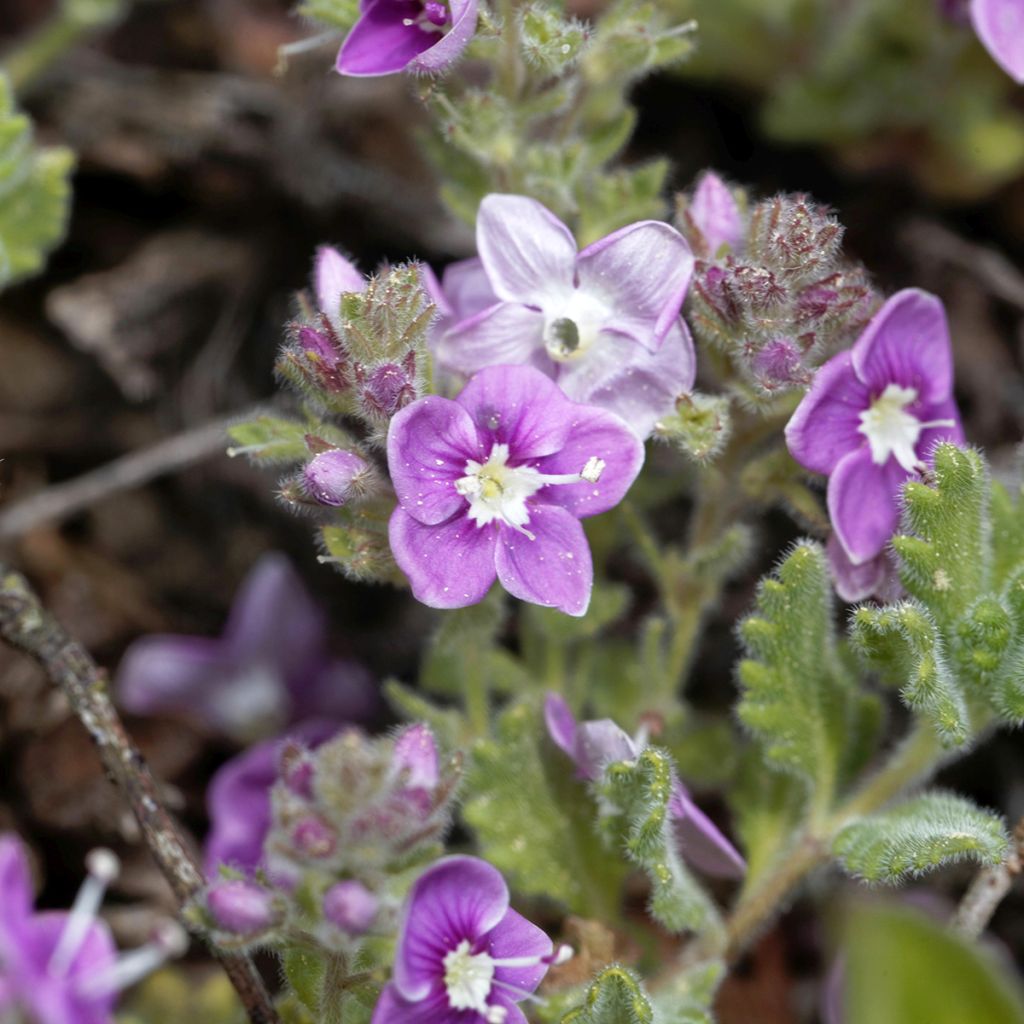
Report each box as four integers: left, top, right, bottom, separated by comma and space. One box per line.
304, 449, 370, 506
387, 364, 644, 616
436, 194, 697, 438
544, 695, 746, 878
323, 881, 379, 935
116, 553, 376, 743
371, 855, 564, 1024
785, 289, 964, 566
337, 0, 479, 77
0, 836, 185, 1024
970, 0, 1024, 83
687, 171, 744, 257
316, 245, 366, 330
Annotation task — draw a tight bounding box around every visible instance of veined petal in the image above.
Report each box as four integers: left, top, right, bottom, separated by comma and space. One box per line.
828, 447, 905, 565
315, 246, 364, 328
435, 302, 548, 377
370, 986, 456, 1024
408, 0, 479, 74
476, 195, 577, 304
388, 396, 483, 525
971, 0, 1024, 82
669, 783, 746, 879
917, 395, 965, 460
494, 504, 592, 616
785, 351, 870, 476
486, 908, 552, 995
441, 257, 497, 321
389, 509, 498, 609
852, 289, 953, 406
577, 220, 694, 351
533, 404, 643, 519
456, 364, 575, 459
393, 856, 510, 1001
337, 0, 436, 77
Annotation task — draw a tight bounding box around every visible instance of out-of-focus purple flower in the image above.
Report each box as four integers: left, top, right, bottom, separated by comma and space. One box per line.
392, 722, 440, 789
207, 880, 277, 937
323, 881, 379, 936
316, 245, 366, 330
687, 172, 744, 257
0, 837, 185, 1024
304, 449, 370, 507
116, 553, 376, 743
544, 695, 746, 878
371, 855, 562, 1024
387, 364, 644, 616
337, 0, 479, 77
435, 194, 696, 439
970, 0, 1024, 83
205, 721, 340, 876
785, 289, 964, 566
826, 534, 903, 605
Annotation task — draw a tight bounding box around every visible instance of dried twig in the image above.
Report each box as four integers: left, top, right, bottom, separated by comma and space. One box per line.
0, 565, 281, 1024
0, 409, 256, 540
952, 817, 1024, 939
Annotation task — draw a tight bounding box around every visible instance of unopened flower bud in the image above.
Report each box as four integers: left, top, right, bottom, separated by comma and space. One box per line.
392, 723, 439, 790
304, 450, 368, 507
751, 338, 809, 391
685, 171, 744, 256
208, 881, 276, 936
323, 880, 378, 935
292, 816, 336, 859
299, 325, 342, 369
359, 356, 417, 419
280, 743, 317, 799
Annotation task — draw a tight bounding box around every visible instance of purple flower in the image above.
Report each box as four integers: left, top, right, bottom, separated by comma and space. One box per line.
387, 364, 644, 616
0, 836, 185, 1024
337, 0, 479, 77
205, 721, 340, 876
687, 171, 744, 257
785, 289, 964, 566
826, 534, 902, 605
323, 881, 379, 935
371, 855, 561, 1024
116, 553, 376, 742
970, 0, 1024, 82
544, 695, 746, 879
435, 194, 697, 438
304, 449, 370, 506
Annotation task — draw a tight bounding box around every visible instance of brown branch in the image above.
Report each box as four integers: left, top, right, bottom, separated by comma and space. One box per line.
952, 817, 1024, 940
0, 564, 281, 1024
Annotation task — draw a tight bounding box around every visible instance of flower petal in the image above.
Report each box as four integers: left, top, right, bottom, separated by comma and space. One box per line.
668, 782, 746, 879
577, 220, 694, 351
407, 0, 479, 74
116, 636, 231, 718
393, 856, 510, 1001
441, 257, 497, 321
574, 720, 638, 779
370, 986, 456, 1024
582, 320, 696, 439
971, 0, 1024, 82
487, 908, 553, 996
435, 302, 548, 377
917, 395, 965, 460
494, 503, 592, 616
476, 194, 577, 304
0, 835, 33, 924
851, 289, 953, 406
389, 508, 498, 609
543, 693, 577, 758
826, 533, 895, 604
336, 0, 436, 76
688, 171, 744, 255
315, 246, 364, 328
456, 364, 576, 459
785, 350, 870, 476
827, 446, 906, 565
387, 396, 483, 525
533, 405, 644, 519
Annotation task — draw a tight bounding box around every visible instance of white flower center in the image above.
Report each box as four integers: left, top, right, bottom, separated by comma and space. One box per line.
542, 289, 611, 362
455, 443, 605, 540
443, 940, 497, 1014
857, 383, 954, 473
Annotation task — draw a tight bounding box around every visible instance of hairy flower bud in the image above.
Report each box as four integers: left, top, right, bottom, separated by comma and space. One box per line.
304, 449, 369, 507
358, 354, 418, 420
292, 816, 337, 859
207, 881, 277, 937
323, 880, 378, 935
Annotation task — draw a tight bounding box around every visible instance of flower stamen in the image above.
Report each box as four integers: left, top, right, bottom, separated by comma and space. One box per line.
48, 848, 120, 977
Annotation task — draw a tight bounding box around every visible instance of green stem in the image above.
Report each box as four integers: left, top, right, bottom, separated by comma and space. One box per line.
497, 0, 523, 101
463, 645, 490, 738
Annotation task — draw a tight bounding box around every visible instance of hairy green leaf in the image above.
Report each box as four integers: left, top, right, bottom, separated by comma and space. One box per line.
226, 416, 310, 463
834, 790, 1008, 884
561, 966, 654, 1024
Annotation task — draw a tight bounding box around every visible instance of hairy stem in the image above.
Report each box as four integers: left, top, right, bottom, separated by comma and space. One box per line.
952, 817, 1024, 939
0, 566, 281, 1024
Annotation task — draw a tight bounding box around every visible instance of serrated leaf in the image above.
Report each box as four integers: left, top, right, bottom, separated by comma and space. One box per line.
561, 966, 654, 1024
0, 73, 74, 288
226, 416, 309, 463
599, 748, 717, 933
834, 790, 1008, 884
736, 542, 865, 800
843, 902, 1024, 1024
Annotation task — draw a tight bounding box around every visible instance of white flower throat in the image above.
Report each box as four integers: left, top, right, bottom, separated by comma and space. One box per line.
542, 289, 611, 362
857, 383, 954, 472
455, 443, 605, 540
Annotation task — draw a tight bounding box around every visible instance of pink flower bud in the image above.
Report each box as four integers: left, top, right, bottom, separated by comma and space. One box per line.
292, 816, 336, 859
207, 880, 276, 936
303, 450, 368, 507
323, 880, 378, 935
359, 356, 417, 419
689, 172, 744, 256
392, 723, 439, 790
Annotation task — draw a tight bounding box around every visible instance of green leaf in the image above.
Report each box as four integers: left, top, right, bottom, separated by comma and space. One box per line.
843, 902, 1024, 1024
990, 478, 1024, 590
297, 0, 359, 31
649, 960, 723, 1024
736, 542, 865, 801
599, 747, 718, 933
561, 966, 655, 1024
834, 790, 1008, 884
226, 416, 310, 463
0, 73, 74, 288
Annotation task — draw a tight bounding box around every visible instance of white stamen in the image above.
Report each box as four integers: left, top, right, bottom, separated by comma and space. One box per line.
486, 1007, 508, 1023
581, 457, 605, 484
49, 848, 120, 977
857, 383, 955, 472
443, 939, 495, 1013
76, 921, 188, 999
